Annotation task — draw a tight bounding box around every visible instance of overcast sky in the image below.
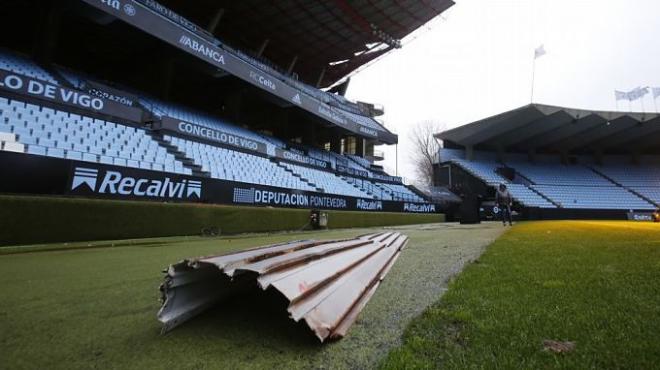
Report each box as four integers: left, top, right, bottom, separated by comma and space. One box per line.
346, 0, 660, 181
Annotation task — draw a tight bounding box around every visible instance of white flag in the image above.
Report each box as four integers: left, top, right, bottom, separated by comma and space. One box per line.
627, 87, 649, 101
653, 87, 660, 99
614, 90, 628, 101
534, 44, 546, 59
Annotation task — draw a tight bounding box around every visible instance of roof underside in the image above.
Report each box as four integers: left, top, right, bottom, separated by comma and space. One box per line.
156, 0, 454, 87
437, 104, 660, 154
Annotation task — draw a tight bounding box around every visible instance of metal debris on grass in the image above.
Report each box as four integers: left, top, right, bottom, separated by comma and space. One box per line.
543, 339, 576, 353
157, 231, 408, 342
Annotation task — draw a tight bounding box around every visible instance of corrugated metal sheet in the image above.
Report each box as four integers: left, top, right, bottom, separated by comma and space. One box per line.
157, 231, 408, 342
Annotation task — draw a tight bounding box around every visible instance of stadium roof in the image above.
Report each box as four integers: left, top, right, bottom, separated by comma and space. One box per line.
436, 104, 660, 154
157, 0, 454, 87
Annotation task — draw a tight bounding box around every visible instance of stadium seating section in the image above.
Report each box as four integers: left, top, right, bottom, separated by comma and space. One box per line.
1, 98, 189, 174
0, 49, 424, 202
440, 148, 659, 210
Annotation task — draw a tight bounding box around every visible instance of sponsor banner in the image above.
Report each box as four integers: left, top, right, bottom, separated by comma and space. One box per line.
336, 164, 369, 179
80, 0, 397, 144
336, 164, 402, 184
133, 0, 217, 44
275, 148, 331, 169
233, 187, 349, 210
403, 203, 437, 213
285, 146, 306, 156
371, 172, 403, 184
355, 199, 384, 211
626, 211, 656, 221
84, 80, 138, 107
0, 69, 144, 122
69, 166, 202, 200
0, 151, 441, 213
156, 117, 269, 155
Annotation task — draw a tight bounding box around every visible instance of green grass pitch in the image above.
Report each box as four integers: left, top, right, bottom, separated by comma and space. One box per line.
381, 221, 660, 369
1, 221, 659, 369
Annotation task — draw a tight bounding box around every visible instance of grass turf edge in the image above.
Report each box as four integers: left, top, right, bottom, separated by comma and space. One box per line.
0, 194, 443, 246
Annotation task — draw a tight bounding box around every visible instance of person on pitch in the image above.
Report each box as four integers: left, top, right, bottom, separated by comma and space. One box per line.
496, 183, 513, 226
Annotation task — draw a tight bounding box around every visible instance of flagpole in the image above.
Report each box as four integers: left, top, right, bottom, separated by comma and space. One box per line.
614, 89, 619, 111
530, 53, 537, 103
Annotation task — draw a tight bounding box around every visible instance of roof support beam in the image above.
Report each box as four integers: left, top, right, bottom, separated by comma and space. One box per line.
498, 112, 575, 149
287, 55, 299, 75
206, 8, 224, 35
520, 115, 605, 151
256, 38, 270, 58
316, 68, 326, 88
553, 116, 639, 152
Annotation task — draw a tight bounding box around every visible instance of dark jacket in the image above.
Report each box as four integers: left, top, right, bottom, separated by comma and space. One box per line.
496, 188, 512, 206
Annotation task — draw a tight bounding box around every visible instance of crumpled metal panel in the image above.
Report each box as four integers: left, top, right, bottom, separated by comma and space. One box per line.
157, 232, 408, 342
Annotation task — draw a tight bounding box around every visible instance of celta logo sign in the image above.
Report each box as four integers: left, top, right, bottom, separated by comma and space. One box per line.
123, 3, 136, 16
71, 167, 202, 199
291, 93, 302, 105
249, 71, 277, 91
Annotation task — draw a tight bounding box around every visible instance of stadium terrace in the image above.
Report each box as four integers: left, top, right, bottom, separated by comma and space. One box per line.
434, 104, 660, 220
0, 0, 454, 215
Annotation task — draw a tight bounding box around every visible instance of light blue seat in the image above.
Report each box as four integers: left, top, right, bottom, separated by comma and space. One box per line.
66, 151, 83, 161
82, 153, 97, 163
27, 145, 46, 156
99, 156, 113, 165
46, 147, 65, 158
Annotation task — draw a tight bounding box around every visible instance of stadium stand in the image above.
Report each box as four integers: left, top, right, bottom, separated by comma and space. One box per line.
435, 104, 660, 214
140, 96, 284, 155
280, 162, 370, 197
500, 183, 554, 208
0, 48, 429, 203
0, 97, 189, 173
438, 148, 657, 210
532, 184, 653, 210
0, 0, 456, 217
165, 135, 311, 190
0, 48, 58, 85
379, 183, 426, 202
508, 161, 611, 186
